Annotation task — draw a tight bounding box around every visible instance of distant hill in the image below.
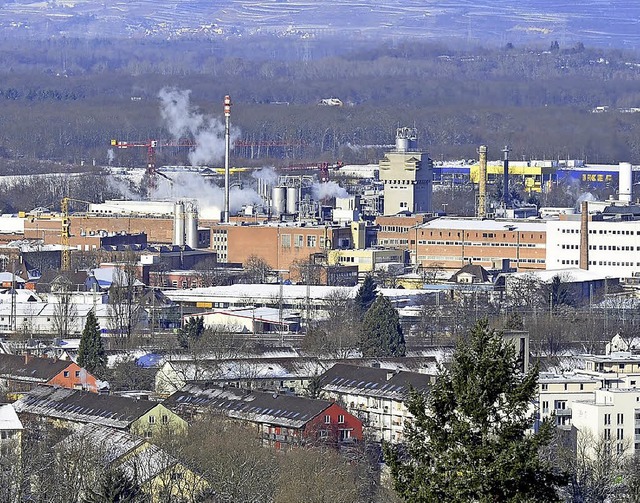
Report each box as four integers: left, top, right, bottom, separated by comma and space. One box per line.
1, 0, 639, 49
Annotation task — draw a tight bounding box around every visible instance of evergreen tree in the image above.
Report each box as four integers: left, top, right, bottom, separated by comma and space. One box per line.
83, 467, 142, 503
354, 275, 378, 317
77, 310, 106, 378
359, 295, 405, 357
178, 315, 205, 349
384, 319, 567, 502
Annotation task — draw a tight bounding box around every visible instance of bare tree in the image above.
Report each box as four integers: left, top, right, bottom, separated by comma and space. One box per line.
51, 276, 78, 339
243, 254, 272, 284
107, 253, 142, 346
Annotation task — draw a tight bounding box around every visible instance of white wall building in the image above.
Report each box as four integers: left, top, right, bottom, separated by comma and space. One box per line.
546, 217, 640, 277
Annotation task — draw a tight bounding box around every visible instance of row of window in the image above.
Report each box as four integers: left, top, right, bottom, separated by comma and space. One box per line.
418, 240, 540, 248
281, 234, 320, 248
324, 414, 345, 424
561, 228, 640, 235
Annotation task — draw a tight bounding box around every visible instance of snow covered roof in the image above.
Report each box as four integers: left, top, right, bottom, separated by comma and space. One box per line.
0, 404, 23, 431
500, 268, 617, 283
418, 217, 547, 232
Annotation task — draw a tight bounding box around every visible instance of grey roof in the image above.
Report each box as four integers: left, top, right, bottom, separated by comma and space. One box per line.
164, 384, 334, 429
55, 423, 180, 484
319, 363, 432, 400
0, 354, 71, 382
13, 385, 158, 429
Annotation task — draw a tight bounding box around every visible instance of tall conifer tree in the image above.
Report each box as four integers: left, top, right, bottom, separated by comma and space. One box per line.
77, 310, 106, 378
384, 319, 566, 502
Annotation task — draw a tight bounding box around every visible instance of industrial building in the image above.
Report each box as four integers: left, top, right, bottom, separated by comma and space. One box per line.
378, 127, 433, 215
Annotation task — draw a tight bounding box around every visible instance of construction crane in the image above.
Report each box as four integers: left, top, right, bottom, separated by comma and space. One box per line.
110, 139, 194, 192
60, 197, 92, 272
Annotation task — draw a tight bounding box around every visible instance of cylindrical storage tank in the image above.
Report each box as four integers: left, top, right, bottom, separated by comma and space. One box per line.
173, 202, 185, 246
286, 186, 299, 214
185, 204, 198, 249
272, 186, 286, 215
396, 137, 409, 152
619, 162, 632, 203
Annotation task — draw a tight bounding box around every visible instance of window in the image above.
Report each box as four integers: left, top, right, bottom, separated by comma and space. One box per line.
63, 371, 69, 378
75, 371, 80, 378
319, 429, 328, 438
324, 415, 331, 424
604, 428, 611, 440
617, 428, 624, 440
541, 384, 548, 391
307, 235, 317, 247
604, 414, 611, 425
542, 401, 549, 413
617, 413, 624, 425
281, 234, 291, 248
338, 415, 345, 424
149, 415, 156, 424
144, 431, 153, 438
161, 415, 169, 425
295, 235, 304, 247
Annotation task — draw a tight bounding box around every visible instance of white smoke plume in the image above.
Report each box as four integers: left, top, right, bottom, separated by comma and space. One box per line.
107, 148, 115, 165
251, 166, 278, 185
312, 181, 348, 200
576, 192, 597, 211
157, 87, 241, 166
153, 172, 263, 220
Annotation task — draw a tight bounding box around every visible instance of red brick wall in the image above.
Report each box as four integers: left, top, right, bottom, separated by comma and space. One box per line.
47, 362, 100, 393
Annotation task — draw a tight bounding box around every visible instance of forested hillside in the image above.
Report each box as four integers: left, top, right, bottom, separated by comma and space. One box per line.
1, 36, 640, 172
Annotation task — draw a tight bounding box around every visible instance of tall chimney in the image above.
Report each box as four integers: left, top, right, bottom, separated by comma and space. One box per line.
502, 145, 510, 207
580, 201, 589, 270
223, 95, 232, 223
477, 145, 488, 218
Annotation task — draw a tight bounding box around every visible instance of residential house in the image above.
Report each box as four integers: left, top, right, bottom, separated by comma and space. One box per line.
155, 356, 437, 397
55, 424, 208, 503
164, 384, 363, 449
13, 385, 187, 438
0, 353, 103, 400
0, 403, 23, 455
318, 363, 433, 443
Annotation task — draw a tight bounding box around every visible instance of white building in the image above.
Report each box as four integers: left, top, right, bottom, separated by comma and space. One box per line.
546, 214, 640, 277
572, 388, 640, 457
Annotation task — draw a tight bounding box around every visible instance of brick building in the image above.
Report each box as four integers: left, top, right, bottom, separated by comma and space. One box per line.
413, 218, 546, 271
210, 222, 355, 278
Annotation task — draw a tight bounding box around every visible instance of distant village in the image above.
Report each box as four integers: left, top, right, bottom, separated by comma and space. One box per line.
2, 124, 640, 501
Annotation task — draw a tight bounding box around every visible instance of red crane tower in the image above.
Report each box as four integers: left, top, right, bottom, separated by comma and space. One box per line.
110, 138, 195, 192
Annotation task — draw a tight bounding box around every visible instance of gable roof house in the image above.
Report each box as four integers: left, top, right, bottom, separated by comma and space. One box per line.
319, 363, 433, 443
54, 424, 208, 503
164, 384, 363, 449
0, 353, 103, 400
13, 385, 187, 438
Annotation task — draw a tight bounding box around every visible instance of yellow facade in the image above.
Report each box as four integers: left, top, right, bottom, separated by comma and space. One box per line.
469, 163, 556, 192
327, 248, 404, 273
130, 404, 188, 439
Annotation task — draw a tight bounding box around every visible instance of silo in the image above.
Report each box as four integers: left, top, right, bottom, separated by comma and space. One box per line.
619, 162, 632, 203
286, 186, 299, 214
185, 202, 198, 249
173, 202, 185, 246
272, 186, 286, 215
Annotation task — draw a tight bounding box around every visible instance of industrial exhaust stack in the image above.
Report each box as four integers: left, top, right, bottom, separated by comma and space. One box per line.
223, 95, 232, 223
619, 162, 632, 203
502, 145, 510, 207
477, 145, 488, 218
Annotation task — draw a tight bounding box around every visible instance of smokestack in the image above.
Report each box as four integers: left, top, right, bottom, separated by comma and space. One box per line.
618, 162, 632, 203
477, 145, 488, 218
580, 201, 589, 270
502, 145, 510, 207
223, 95, 232, 223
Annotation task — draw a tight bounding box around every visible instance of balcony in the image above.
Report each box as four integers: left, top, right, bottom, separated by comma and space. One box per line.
554, 408, 572, 417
